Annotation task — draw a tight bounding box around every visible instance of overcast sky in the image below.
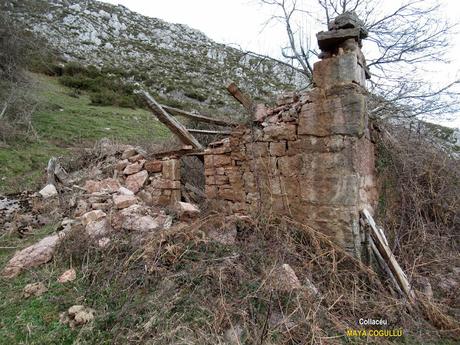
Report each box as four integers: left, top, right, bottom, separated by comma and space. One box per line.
102, 0, 460, 128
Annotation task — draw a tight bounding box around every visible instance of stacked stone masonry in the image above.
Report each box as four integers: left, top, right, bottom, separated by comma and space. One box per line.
143, 157, 181, 206
112, 148, 182, 207
204, 12, 377, 256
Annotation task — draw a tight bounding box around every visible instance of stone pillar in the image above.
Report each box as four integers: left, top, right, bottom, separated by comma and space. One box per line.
302, 12, 375, 257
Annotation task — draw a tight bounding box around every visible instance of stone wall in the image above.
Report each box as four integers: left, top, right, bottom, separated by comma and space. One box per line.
142, 157, 181, 206
204, 13, 377, 256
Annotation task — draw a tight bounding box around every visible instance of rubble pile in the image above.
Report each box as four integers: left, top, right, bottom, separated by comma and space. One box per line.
1, 145, 201, 278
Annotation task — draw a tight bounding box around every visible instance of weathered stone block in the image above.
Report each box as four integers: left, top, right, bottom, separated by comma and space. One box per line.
313, 52, 366, 88
205, 185, 218, 198
269, 141, 286, 156
278, 155, 302, 177
123, 161, 144, 175
144, 160, 162, 173
280, 175, 300, 198
162, 159, 180, 180
226, 167, 242, 184
287, 136, 347, 155
317, 28, 360, 50
243, 171, 257, 193
151, 178, 181, 190
300, 175, 359, 206
113, 195, 137, 209
205, 154, 232, 167
115, 159, 129, 172
84, 178, 121, 194
263, 124, 297, 141
301, 151, 354, 176
218, 187, 235, 201
125, 170, 148, 193
246, 142, 269, 157
298, 87, 366, 137
128, 154, 144, 163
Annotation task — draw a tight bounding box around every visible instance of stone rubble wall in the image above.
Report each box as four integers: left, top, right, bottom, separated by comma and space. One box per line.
140, 157, 181, 206
204, 17, 377, 255
87, 149, 182, 208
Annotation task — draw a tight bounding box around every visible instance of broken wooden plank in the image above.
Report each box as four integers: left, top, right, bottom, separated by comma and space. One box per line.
361, 209, 415, 301
149, 147, 202, 159
140, 90, 204, 150
186, 128, 232, 135
369, 237, 404, 297
160, 104, 236, 127
227, 82, 253, 112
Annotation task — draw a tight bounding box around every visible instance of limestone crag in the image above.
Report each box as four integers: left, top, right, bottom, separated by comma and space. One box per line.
5, 0, 306, 113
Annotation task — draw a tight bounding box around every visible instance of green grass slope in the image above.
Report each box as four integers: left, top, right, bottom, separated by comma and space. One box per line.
0, 73, 169, 194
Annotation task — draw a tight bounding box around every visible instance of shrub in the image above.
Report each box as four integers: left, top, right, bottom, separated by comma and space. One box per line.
89, 90, 118, 106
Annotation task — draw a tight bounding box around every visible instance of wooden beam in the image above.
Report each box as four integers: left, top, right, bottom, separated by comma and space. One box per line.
361, 209, 415, 302
186, 128, 232, 135
227, 82, 253, 112
140, 90, 204, 150
149, 147, 202, 159
160, 104, 236, 127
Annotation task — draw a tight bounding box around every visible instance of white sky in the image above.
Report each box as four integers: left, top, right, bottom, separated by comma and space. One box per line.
102, 0, 460, 128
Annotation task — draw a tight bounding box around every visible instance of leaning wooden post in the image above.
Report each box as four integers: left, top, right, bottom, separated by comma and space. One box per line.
139, 90, 204, 150
226, 82, 254, 113
361, 209, 415, 302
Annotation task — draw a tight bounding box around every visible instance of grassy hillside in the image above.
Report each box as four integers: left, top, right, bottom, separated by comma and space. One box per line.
0, 73, 169, 194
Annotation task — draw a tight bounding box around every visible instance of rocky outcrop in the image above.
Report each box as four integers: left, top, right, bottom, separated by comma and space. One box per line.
5, 0, 305, 111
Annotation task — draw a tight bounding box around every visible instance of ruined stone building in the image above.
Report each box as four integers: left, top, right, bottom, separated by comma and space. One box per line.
140, 13, 378, 258
202, 13, 377, 257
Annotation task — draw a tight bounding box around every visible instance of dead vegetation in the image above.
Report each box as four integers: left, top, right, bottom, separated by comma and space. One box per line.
50, 206, 459, 344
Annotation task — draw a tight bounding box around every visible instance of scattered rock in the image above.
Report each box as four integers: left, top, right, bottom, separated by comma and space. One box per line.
123, 161, 144, 175
113, 195, 137, 209
85, 218, 111, 238
58, 268, 76, 283
98, 237, 111, 248
128, 154, 144, 162
60, 305, 95, 329
115, 159, 129, 171
175, 202, 200, 221
81, 210, 106, 226
128, 215, 159, 232
137, 190, 153, 205
74, 199, 89, 217
23, 282, 48, 298
39, 184, 58, 198
267, 264, 301, 292
118, 186, 134, 196
2, 232, 66, 278
125, 170, 148, 193
121, 147, 137, 159
84, 178, 120, 193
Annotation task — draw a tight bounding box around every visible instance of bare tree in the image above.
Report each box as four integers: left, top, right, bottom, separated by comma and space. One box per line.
259, 0, 460, 121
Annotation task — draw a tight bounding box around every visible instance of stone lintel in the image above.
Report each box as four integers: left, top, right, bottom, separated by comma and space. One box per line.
317, 28, 360, 51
